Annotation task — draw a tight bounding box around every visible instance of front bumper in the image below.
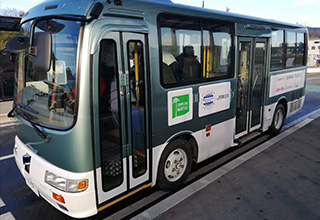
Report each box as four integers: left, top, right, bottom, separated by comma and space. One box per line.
14, 135, 97, 218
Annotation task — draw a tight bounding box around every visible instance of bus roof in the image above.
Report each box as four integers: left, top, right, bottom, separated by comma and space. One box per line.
21, 0, 305, 30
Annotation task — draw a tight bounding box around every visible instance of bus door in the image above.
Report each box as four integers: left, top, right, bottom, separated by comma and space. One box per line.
96, 31, 150, 207
236, 37, 267, 137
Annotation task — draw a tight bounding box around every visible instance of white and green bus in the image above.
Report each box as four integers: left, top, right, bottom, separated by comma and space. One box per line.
7, 0, 307, 218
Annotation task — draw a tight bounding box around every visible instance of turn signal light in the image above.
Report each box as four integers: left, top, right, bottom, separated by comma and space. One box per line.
206, 125, 211, 132
78, 180, 87, 190
52, 192, 65, 204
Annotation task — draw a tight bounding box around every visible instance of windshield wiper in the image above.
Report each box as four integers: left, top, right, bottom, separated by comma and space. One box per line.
8, 103, 39, 116
20, 103, 39, 114
8, 104, 50, 140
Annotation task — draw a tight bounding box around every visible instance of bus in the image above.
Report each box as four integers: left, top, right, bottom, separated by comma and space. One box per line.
7, 0, 307, 218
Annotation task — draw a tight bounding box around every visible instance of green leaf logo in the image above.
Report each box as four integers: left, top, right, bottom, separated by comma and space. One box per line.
172, 94, 189, 119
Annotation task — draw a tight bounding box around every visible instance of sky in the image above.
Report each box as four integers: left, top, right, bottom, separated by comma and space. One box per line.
0, 0, 319, 27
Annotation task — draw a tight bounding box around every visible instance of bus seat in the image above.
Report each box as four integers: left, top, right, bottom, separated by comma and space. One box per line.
162, 62, 176, 84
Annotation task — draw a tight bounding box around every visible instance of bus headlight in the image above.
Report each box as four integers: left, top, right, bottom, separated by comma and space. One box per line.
45, 171, 88, 192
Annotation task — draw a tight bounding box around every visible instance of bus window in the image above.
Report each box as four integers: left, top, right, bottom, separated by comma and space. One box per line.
202, 22, 232, 79
236, 41, 251, 134
271, 30, 284, 71
160, 16, 201, 85
0, 27, 19, 100
286, 31, 296, 68
99, 39, 123, 191
127, 41, 147, 178
296, 32, 305, 67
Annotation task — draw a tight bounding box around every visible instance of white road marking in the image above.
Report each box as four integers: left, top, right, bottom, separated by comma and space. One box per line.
0, 212, 16, 220
0, 154, 14, 161
282, 108, 320, 130
0, 122, 20, 128
0, 197, 5, 208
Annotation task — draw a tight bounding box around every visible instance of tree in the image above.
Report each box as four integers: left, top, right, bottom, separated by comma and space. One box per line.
0, 8, 25, 17
308, 27, 320, 39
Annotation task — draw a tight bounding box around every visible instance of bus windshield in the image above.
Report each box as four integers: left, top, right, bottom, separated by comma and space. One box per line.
15, 19, 81, 129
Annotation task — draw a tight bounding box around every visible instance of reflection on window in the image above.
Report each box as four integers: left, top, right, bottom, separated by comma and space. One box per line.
236, 41, 251, 134
127, 41, 147, 178
286, 31, 296, 68
296, 32, 305, 67
16, 19, 80, 128
271, 30, 284, 71
160, 16, 201, 85
203, 22, 232, 79
271, 30, 306, 71
159, 15, 234, 86
99, 39, 123, 191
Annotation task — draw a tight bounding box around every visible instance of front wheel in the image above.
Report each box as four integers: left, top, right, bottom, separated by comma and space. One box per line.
269, 104, 285, 135
157, 139, 193, 191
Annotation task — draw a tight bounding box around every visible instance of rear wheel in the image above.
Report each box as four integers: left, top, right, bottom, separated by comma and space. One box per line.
269, 104, 285, 135
157, 139, 193, 191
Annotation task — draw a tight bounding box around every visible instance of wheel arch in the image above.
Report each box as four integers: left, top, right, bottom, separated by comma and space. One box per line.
276, 97, 288, 118
268, 97, 287, 135
151, 131, 199, 187
166, 131, 199, 163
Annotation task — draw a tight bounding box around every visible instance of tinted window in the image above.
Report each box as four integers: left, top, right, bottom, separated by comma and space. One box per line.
271, 30, 284, 71
15, 19, 81, 128
296, 32, 305, 67
160, 16, 202, 85
127, 41, 147, 178
203, 22, 232, 79
159, 15, 234, 87
99, 39, 123, 191
271, 30, 306, 71
286, 31, 296, 68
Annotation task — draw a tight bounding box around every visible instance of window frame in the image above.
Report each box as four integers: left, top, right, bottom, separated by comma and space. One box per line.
295, 32, 305, 67
202, 21, 234, 81
98, 38, 124, 192
271, 29, 307, 71
285, 30, 297, 68
157, 13, 235, 89
270, 29, 285, 71
126, 39, 148, 179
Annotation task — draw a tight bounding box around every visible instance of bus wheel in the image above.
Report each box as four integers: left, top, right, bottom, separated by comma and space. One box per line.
157, 139, 193, 191
269, 104, 285, 135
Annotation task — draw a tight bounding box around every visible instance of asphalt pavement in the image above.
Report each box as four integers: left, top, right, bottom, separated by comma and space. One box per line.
134, 112, 320, 220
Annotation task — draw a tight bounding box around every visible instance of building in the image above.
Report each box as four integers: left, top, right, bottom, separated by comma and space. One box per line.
308, 38, 320, 67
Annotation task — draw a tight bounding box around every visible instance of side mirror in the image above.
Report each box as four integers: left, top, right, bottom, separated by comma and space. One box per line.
33, 32, 52, 72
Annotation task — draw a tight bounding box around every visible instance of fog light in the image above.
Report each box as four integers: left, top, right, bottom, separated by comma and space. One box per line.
52, 192, 65, 203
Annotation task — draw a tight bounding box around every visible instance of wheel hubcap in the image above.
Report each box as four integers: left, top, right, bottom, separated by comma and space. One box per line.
164, 149, 187, 182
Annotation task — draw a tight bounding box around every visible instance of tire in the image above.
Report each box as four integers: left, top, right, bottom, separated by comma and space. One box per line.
157, 139, 193, 191
269, 104, 285, 135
